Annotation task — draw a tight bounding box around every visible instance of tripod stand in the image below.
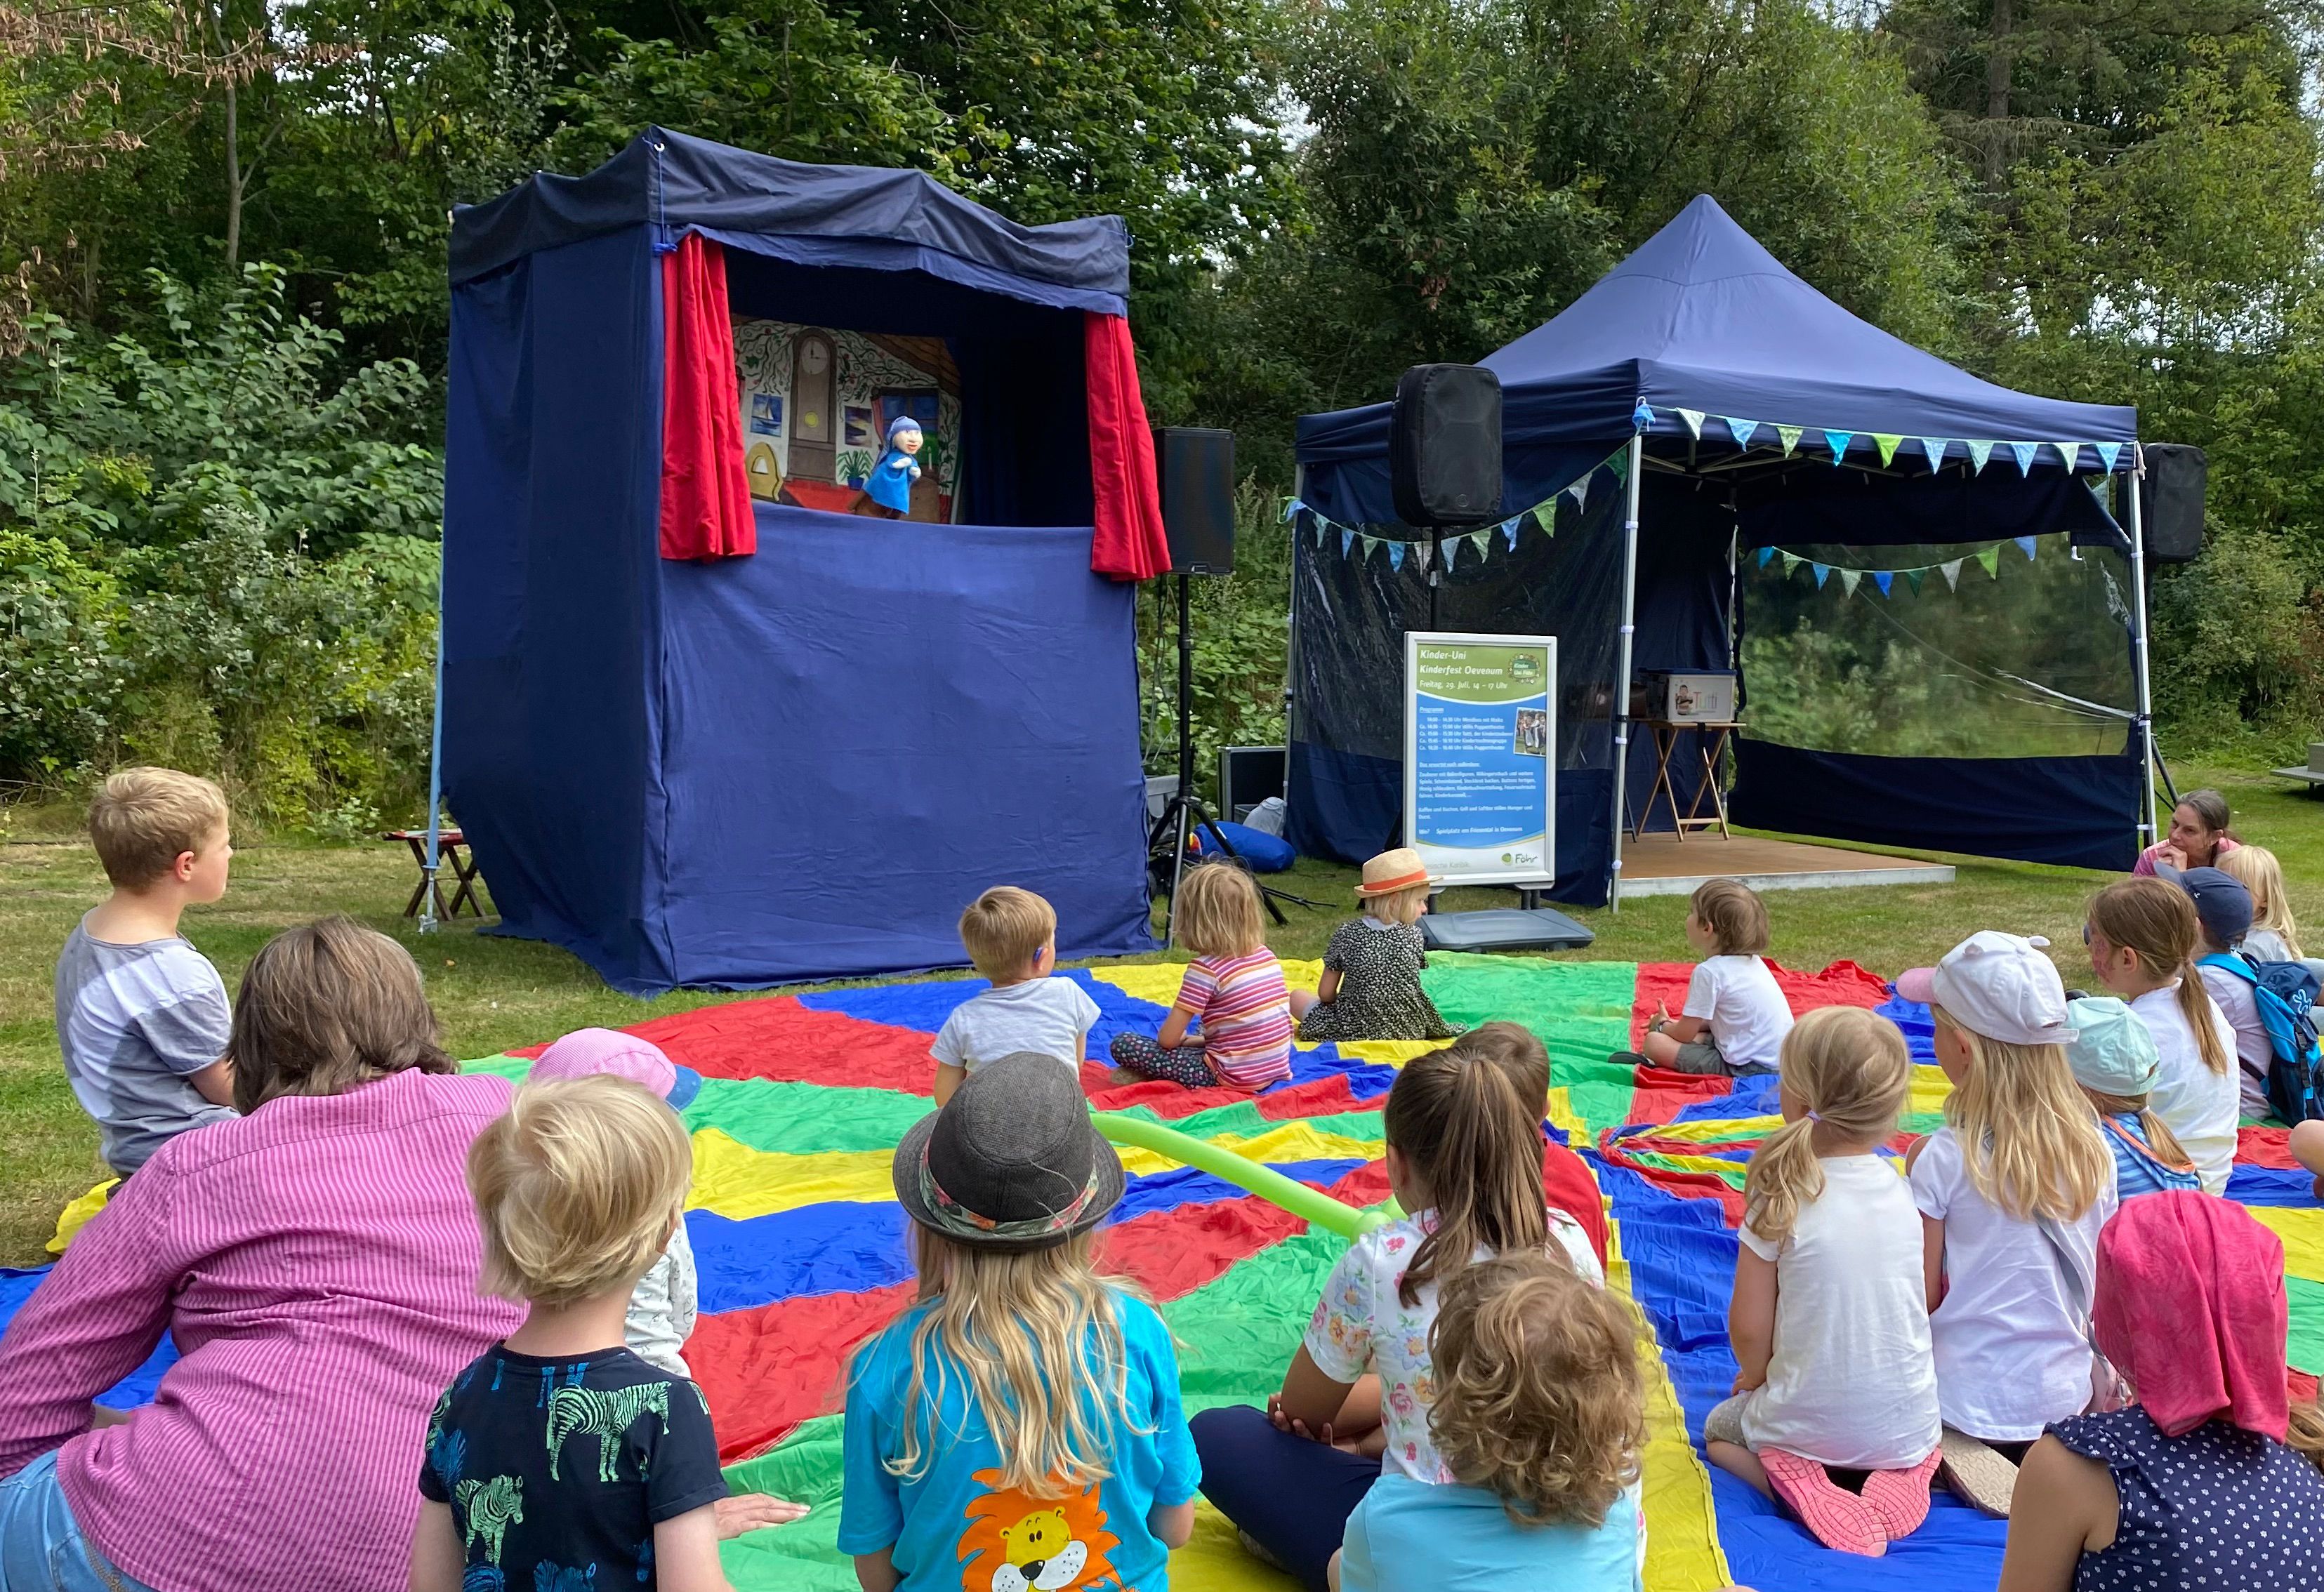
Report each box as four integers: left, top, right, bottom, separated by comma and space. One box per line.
1147, 573, 1328, 943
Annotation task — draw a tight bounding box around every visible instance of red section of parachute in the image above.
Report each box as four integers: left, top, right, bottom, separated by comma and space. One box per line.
511, 998, 940, 1093
1630, 958, 1894, 1048
2240, 1127, 2299, 1169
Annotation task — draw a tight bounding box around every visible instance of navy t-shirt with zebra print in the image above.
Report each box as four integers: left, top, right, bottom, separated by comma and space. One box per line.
420, 1344, 727, 1591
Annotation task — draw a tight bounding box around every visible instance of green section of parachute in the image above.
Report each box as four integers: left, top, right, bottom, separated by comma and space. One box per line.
1423, 953, 1641, 1132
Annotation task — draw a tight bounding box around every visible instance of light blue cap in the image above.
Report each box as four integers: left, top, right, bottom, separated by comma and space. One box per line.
2064, 996, 2160, 1096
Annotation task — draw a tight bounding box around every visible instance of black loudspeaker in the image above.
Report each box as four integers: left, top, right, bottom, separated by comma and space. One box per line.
1155, 427, 1236, 574
1391, 364, 1503, 527
2139, 444, 2207, 565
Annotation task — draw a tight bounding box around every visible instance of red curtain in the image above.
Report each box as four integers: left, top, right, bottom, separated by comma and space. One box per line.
659, 234, 755, 561
1084, 312, 1171, 581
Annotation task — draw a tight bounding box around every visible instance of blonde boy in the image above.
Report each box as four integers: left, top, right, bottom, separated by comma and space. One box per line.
931, 886, 1102, 1103
57, 767, 238, 1174
411, 1076, 803, 1592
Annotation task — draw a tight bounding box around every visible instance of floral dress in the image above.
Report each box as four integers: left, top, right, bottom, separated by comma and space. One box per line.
1296, 920, 1462, 1044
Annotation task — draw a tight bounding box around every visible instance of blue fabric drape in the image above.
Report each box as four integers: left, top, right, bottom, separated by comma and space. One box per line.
1728, 741, 2141, 870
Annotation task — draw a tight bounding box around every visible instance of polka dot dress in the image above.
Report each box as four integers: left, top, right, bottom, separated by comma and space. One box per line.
1295, 920, 1461, 1043
2052, 1407, 2324, 1589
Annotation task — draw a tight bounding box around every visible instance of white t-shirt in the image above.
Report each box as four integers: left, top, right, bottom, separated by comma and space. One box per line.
2244, 928, 2298, 965
1736, 1155, 1939, 1468
930, 976, 1102, 1074
2197, 960, 2273, 1121
1682, 955, 1794, 1073
2130, 981, 2240, 1193
1910, 1126, 2118, 1441
1304, 1208, 1602, 1482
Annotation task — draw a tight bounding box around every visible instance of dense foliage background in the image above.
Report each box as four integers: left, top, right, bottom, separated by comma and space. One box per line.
4, 0, 2320, 823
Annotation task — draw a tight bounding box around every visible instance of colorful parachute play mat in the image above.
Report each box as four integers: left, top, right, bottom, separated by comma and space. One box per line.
8, 950, 2324, 1591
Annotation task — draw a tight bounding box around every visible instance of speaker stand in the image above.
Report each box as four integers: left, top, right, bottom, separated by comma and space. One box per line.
1149, 575, 1328, 942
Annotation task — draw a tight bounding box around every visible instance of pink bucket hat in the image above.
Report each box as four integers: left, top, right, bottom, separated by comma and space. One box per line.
529, 1027, 703, 1109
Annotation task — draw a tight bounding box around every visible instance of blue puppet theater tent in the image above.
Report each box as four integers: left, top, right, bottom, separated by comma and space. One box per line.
437, 131, 1163, 993
1290, 195, 2153, 903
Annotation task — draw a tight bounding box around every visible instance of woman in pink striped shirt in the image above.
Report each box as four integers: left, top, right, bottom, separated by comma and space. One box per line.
0, 918, 524, 1592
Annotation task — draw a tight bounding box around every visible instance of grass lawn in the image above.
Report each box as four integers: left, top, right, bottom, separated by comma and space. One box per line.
6, 764, 2321, 1266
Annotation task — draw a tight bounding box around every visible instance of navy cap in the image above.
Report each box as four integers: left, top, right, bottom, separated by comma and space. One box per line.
2177, 866, 2253, 948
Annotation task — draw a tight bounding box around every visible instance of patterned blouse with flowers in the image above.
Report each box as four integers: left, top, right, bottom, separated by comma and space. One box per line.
1302, 1207, 1602, 1482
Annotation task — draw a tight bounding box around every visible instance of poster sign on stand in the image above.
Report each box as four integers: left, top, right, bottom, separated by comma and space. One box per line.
1404, 632, 1557, 887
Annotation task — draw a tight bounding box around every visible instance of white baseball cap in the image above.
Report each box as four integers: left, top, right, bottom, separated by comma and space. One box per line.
1896, 931, 2073, 1047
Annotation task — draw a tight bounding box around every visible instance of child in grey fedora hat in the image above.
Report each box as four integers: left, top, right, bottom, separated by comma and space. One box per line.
838, 1054, 1200, 1592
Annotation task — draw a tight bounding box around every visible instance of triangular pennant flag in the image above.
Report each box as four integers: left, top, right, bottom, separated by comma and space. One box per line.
1919, 437, 1948, 470
1873, 570, 1894, 597
1824, 430, 1854, 463
1905, 568, 1926, 595
1532, 501, 1555, 533
2055, 442, 2082, 473
1976, 546, 2001, 577
1609, 449, 1630, 483
1413, 540, 1432, 572
1839, 568, 1861, 596
2014, 535, 2038, 562
2095, 441, 2122, 473
1780, 552, 1804, 578
1387, 540, 1406, 571
1567, 475, 1592, 512
1502, 521, 1519, 551
1873, 434, 1903, 467
1725, 418, 1760, 449
1470, 529, 1491, 559
1941, 559, 1962, 590
1340, 529, 1354, 559
1757, 546, 1775, 567
1967, 440, 1995, 472
2009, 442, 2039, 475
1813, 562, 1833, 588
1437, 536, 1458, 573
1281, 497, 1304, 522
1676, 408, 1705, 439
1632, 402, 1654, 431
1776, 425, 1804, 456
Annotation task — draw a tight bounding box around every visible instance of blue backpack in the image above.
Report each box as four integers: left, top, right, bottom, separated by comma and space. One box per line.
2199, 951, 2324, 1122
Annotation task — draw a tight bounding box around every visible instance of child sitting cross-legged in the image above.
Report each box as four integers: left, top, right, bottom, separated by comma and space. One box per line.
410, 1075, 806, 1592
838, 1054, 1198, 1591
1618, 878, 1792, 1077
1331, 1251, 1643, 1591
932, 886, 1103, 1105
2062, 997, 2202, 1200
1297, 848, 1462, 1044
1704, 1006, 1941, 1556
1110, 862, 1306, 1092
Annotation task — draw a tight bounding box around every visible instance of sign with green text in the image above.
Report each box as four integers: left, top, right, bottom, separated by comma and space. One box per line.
1403, 632, 1557, 886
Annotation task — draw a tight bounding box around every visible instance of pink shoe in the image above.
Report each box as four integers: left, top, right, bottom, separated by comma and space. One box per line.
1759, 1450, 1888, 1557
1860, 1449, 1942, 1540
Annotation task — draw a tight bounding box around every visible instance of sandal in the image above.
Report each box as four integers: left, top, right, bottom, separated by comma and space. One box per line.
1759, 1449, 1887, 1556
1936, 1426, 2019, 1517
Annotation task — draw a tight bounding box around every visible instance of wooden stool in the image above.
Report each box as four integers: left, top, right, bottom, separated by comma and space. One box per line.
1630, 720, 1741, 842
383, 828, 485, 918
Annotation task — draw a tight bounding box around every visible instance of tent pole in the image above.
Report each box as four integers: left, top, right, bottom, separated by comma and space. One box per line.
1609, 433, 1644, 911
419, 530, 447, 934
2125, 446, 2159, 852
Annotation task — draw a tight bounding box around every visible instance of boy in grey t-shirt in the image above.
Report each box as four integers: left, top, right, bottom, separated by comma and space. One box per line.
932, 886, 1102, 1104
58, 769, 240, 1176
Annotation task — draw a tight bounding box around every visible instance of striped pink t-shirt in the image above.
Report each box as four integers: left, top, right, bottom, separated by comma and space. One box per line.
0, 1067, 525, 1592
1177, 948, 1295, 1088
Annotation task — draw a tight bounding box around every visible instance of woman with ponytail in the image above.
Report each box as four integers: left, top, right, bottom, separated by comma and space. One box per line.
1999, 1192, 2324, 1589
2086, 877, 2239, 1194
1703, 1007, 1941, 1555
1190, 1026, 1600, 1591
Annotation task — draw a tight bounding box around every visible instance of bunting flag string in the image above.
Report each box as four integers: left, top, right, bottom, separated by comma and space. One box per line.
1621, 404, 2132, 477
1752, 536, 2046, 600
1281, 442, 1634, 575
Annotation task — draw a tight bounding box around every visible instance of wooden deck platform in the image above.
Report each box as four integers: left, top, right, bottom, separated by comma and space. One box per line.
1616, 832, 1955, 901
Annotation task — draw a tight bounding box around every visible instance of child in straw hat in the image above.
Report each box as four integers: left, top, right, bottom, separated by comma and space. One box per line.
1298, 849, 1463, 1044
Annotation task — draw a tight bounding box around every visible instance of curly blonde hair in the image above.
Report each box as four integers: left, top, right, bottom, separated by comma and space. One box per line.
1427, 1252, 1644, 1528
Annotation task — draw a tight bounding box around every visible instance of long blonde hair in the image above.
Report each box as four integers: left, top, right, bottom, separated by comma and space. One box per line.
2221, 844, 2303, 960
2089, 878, 2233, 1076
1386, 1033, 1554, 1307
1932, 1003, 2114, 1222
2080, 1086, 2193, 1173
1743, 1007, 1911, 1247
873, 1227, 1149, 1495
